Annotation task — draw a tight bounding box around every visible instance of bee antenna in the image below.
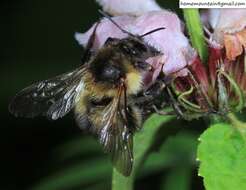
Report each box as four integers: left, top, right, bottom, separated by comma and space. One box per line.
98, 10, 135, 37
140, 27, 166, 38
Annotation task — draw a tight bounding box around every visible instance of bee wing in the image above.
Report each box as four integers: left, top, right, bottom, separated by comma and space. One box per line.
9, 67, 86, 120
98, 85, 139, 176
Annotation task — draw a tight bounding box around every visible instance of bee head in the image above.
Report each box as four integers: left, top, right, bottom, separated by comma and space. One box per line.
99, 10, 164, 71
104, 36, 162, 71
118, 37, 161, 71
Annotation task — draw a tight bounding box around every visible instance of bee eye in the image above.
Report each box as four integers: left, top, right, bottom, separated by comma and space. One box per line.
121, 45, 131, 54
121, 44, 138, 56
101, 65, 121, 82
131, 50, 137, 55
133, 43, 147, 53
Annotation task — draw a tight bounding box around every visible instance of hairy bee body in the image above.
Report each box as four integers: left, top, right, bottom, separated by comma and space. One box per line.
80, 48, 143, 99
72, 44, 150, 175
9, 19, 164, 176
74, 44, 145, 127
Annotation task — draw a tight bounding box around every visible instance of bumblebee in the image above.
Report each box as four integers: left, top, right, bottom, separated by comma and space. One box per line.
9, 13, 165, 176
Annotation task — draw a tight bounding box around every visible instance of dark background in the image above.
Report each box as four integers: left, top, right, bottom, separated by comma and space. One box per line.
0, 1, 205, 190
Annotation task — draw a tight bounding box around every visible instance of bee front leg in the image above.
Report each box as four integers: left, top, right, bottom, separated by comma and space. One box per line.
152, 105, 175, 115
134, 79, 170, 116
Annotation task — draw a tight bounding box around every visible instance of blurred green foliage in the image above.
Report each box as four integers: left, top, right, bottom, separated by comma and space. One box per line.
32, 121, 200, 190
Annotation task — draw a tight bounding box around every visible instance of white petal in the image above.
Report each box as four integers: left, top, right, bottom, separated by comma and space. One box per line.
96, 0, 162, 16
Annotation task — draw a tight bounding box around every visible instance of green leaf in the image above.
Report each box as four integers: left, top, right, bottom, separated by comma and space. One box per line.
112, 113, 175, 190
183, 9, 208, 63
139, 131, 198, 177
197, 123, 246, 190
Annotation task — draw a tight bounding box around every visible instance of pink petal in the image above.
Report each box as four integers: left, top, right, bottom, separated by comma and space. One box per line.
236, 29, 246, 47
224, 34, 243, 61
204, 9, 246, 45
201, 9, 220, 29
214, 9, 246, 33
130, 11, 196, 75
75, 16, 133, 50
203, 9, 246, 60
96, 0, 162, 16
144, 55, 166, 86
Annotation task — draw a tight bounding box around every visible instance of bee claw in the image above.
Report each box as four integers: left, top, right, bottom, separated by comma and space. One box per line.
152, 105, 173, 115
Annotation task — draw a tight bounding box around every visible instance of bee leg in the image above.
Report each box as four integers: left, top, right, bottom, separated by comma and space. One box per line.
166, 87, 185, 119
81, 22, 100, 63
152, 105, 175, 115
134, 95, 154, 105
144, 80, 166, 97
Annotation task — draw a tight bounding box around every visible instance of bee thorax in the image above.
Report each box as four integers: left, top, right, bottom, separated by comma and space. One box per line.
125, 71, 142, 95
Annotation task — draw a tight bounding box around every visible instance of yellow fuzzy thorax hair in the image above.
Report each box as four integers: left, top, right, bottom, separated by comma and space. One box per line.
125, 68, 142, 95
80, 62, 143, 99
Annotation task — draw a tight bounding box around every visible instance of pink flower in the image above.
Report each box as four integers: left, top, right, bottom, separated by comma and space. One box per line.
203, 9, 246, 97
168, 9, 246, 119
205, 9, 246, 60
131, 11, 196, 76
75, 10, 196, 85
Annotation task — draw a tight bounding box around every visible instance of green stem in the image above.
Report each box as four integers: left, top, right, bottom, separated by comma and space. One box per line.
218, 71, 245, 112
112, 113, 175, 190
112, 169, 134, 190
183, 9, 208, 63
